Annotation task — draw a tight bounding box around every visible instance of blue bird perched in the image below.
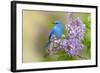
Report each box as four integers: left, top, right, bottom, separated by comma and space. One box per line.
44, 20, 64, 48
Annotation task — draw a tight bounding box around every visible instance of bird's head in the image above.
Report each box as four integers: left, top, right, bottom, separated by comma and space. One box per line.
53, 20, 61, 25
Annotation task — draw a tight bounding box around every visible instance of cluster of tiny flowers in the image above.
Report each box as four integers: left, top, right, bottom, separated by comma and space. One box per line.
48, 17, 85, 56
62, 38, 84, 56
63, 17, 85, 56
65, 17, 85, 40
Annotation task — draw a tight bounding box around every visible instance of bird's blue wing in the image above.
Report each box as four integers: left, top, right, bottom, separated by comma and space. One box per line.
53, 24, 64, 38
49, 29, 54, 41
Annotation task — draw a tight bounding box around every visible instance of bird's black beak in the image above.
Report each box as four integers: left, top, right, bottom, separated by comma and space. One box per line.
52, 22, 55, 24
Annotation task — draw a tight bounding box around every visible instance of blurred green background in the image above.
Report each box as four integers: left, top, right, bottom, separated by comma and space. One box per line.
22, 10, 91, 63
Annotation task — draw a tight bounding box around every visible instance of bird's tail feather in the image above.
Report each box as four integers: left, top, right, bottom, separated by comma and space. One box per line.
44, 30, 53, 48
44, 41, 51, 48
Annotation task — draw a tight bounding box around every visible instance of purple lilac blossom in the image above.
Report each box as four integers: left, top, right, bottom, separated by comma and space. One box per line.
62, 38, 84, 56
65, 17, 85, 40
63, 17, 85, 56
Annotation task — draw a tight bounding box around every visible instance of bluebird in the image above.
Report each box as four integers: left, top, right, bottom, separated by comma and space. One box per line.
44, 20, 64, 48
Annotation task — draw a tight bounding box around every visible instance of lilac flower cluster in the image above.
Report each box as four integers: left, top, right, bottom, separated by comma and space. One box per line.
65, 17, 85, 40
62, 38, 84, 56
63, 17, 85, 56
48, 17, 85, 56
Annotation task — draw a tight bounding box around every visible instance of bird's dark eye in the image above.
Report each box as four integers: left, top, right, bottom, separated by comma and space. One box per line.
55, 22, 59, 24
